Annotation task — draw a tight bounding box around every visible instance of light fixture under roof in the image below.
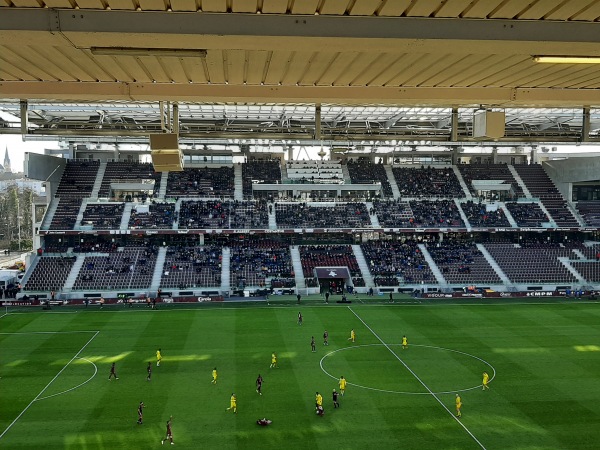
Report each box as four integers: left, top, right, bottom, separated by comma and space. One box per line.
532, 55, 600, 64
90, 47, 207, 58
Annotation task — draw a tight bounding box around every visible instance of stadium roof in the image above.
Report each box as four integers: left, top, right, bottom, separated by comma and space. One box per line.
1, 1, 600, 143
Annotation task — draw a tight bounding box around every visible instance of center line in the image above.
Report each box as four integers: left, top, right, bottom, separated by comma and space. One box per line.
348, 306, 487, 450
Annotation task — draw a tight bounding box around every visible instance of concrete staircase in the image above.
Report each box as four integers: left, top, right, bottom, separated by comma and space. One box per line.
268, 203, 277, 229
90, 161, 107, 199
567, 203, 587, 227
120, 203, 133, 230
454, 199, 471, 229
158, 172, 169, 200
558, 257, 586, 284
507, 165, 533, 198
572, 249, 586, 260
351, 244, 374, 288
341, 164, 352, 184
365, 201, 380, 227
417, 244, 446, 285
150, 247, 168, 293
281, 164, 289, 182
234, 164, 244, 201
173, 199, 183, 229
476, 243, 512, 284
73, 199, 89, 229
384, 165, 401, 199
290, 246, 306, 289
452, 166, 473, 200
221, 247, 231, 294
499, 202, 519, 227
40, 198, 59, 230
535, 201, 558, 227
62, 255, 86, 292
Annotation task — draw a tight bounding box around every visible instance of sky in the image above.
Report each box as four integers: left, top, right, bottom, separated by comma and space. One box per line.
0, 135, 54, 173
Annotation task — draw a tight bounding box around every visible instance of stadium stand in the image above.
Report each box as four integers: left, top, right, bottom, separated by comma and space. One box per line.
129, 202, 177, 229
81, 203, 124, 229
166, 167, 234, 197
22, 256, 77, 292
49, 198, 82, 230
275, 203, 370, 228
178, 200, 269, 229
576, 201, 600, 227
286, 161, 344, 184
505, 202, 549, 227
513, 164, 579, 227
160, 244, 222, 289
460, 200, 511, 227
483, 241, 578, 283
243, 160, 282, 196
299, 245, 361, 287
347, 158, 393, 197
392, 166, 464, 198
408, 200, 464, 227
230, 240, 293, 289
425, 239, 501, 284
361, 239, 435, 285
99, 161, 160, 199
457, 163, 524, 199
55, 160, 99, 198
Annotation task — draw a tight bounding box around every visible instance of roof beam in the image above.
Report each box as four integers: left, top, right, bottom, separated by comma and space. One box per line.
3, 82, 600, 107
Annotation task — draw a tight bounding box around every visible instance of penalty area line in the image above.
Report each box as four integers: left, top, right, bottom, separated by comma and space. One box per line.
347, 306, 487, 450
0, 330, 100, 441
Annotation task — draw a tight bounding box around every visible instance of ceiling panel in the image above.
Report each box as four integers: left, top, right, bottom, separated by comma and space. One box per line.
384, 53, 445, 86
86, 53, 134, 81
297, 52, 337, 86
409, 53, 469, 87
461, 0, 505, 18
517, 0, 564, 19
180, 56, 208, 83
159, 57, 190, 83
448, 54, 519, 87
1, 45, 59, 81
106, 0, 137, 10
377, 0, 411, 16
262, 0, 288, 14
347, 53, 397, 86
225, 49, 247, 85
0, 53, 42, 80
406, 0, 444, 17
232, 0, 256, 13
290, 0, 319, 14
205, 49, 226, 84
0, 69, 20, 80
544, 0, 597, 20
170, 0, 197, 11
75, 0, 105, 8
434, 0, 475, 17
488, 0, 533, 19
420, 54, 482, 87
570, 2, 600, 20
111, 56, 153, 82
334, 52, 380, 85
362, 54, 407, 87
44, 0, 74, 7
35, 46, 98, 82
201, 0, 227, 12
462, 55, 529, 87
138, 0, 166, 10
281, 51, 313, 85
246, 50, 269, 85
320, 0, 349, 15
263, 50, 291, 85
348, 0, 381, 16
11, 0, 41, 6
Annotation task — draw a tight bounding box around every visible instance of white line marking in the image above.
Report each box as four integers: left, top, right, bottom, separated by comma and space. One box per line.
348, 306, 487, 450
37, 357, 98, 401
0, 313, 8, 319
0, 331, 99, 441
319, 343, 496, 395
0, 330, 99, 335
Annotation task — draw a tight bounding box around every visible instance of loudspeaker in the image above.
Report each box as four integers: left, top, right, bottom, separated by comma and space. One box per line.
473, 111, 505, 139
150, 133, 184, 172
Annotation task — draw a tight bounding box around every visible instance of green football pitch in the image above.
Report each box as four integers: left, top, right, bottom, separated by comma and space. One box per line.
1, 298, 600, 449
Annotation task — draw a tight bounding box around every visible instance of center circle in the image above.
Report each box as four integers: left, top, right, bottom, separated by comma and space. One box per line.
319, 344, 496, 395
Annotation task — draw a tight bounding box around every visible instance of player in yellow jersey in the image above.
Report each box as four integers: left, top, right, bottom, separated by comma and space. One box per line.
315, 392, 323, 407
402, 335, 408, 349
270, 352, 278, 368
156, 348, 162, 367
339, 376, 347, 396
226, 393, 237, 414
455, 394, 462, 417
212, 367, 218, 384
482, 372, 489, 390
348, 329, 355, 343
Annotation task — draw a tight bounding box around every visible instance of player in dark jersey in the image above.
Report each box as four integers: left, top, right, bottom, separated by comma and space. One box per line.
137, 401, 144, 424
256, 374, 263, 395
323, 330, 329, 346
108, 362, 118, 380
311, 336, 316, 352
161, 416, 174, 445
147, 362, 152, 381
332, 389, 340, 408
297, 311, 303, 325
